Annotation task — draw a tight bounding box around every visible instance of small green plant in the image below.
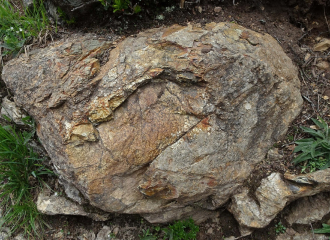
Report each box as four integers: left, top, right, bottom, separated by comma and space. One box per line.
112, 0, 130, 13
275, 222, 286, 235
139, 228, 157, 240
99, 0, 112, 10
293, 117, 330, 172
99, 0, 140, 13
0, 122, 53, 237
0, 0, 50, 56
163, 218, 199, 240
314, 223, 330, 234
57, 7, 75, 24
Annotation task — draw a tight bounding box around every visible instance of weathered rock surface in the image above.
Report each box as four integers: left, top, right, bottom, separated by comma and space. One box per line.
286, 192, 330, 225
229, 169, 330, 231
37, 191, 109, 221
0, 96, 27, 125
276, 229, 328, 240
3, 22, 302, 222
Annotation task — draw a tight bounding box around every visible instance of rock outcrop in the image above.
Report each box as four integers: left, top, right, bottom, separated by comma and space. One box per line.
2, 22, 303, 223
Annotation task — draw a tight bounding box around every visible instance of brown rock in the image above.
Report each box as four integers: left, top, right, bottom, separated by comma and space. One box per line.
286, 192, 330, 225
229, 169, 330, 231
2, 23, 302, 223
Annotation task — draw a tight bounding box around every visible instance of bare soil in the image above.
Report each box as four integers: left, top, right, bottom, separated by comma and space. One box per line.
1, 0, 330, 239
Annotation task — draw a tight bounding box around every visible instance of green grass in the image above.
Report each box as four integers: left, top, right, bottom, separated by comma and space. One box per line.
0, 122, 53, 238
0, 0, 50, 56
314, 223, 330, 234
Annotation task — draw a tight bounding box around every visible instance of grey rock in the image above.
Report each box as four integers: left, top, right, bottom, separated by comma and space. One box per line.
22, 0, 33, 9
37, 191, 110, 221
276, 229, 328, 240
3, 22, 302, 223
96, 226, 111, 240
12, 233, 26, 240
58, 177, 85, 204
0, 227, 10, 240
229, 169, 330, 231
0, 96, 27, 125
77, 228, 96, 240
286, 192, 330, 225
267, 148, 283, 160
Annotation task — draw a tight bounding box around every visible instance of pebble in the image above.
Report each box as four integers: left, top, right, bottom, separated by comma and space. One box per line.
113, 227, 119, 235
207, 227, 214, 234
214, 6, 222, 12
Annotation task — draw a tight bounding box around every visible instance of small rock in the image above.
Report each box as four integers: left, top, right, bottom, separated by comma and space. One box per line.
316, 61, 330, 70
206, 227, 213, 234
37, 191, 109, 221
286, 192, 330, 225
267, 148, 283, 161
229, 170, 330, 230
304, 53, 311, 62
224, 237, 236, 240
53, 231, 64, 239
314, 38, 330, 52
214, 6, 222, 12
276, 229, 327, 240
0, 228, 10, 240
12, 233, 26, 240
112, 227, 119, 235
96, 226, 111, 240
0, 96, 27, 125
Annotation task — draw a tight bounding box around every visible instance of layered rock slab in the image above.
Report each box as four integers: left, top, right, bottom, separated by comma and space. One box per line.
2, 23, 303, 222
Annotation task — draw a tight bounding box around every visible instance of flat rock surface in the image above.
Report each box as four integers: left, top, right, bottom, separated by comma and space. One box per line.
2, 22, 302, 223
286, 192, 330, 225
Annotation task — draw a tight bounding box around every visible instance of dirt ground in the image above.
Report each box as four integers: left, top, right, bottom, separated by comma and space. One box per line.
1, 0, 330, 239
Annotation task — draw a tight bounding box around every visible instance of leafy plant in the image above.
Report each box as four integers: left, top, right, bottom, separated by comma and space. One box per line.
112, 0, 130, 13
163, 218, 199, 240
275, 222, 286, 235
99, 0, 112, 10
293, 117, 330, 172
139, 228, 157, 240
0, 0, 50, 56
0, 122, 53, 237
314, 223, 330, 234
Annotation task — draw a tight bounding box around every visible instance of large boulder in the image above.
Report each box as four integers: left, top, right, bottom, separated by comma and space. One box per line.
2, 22, 303, 223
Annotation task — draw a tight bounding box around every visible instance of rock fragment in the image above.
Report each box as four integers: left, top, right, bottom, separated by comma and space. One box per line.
229, 169, 330, 232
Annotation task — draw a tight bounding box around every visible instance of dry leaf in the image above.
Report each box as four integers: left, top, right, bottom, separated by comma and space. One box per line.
323, 96, 329, 100
310, 125, 319, 130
